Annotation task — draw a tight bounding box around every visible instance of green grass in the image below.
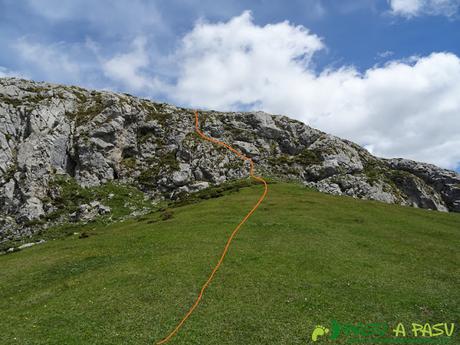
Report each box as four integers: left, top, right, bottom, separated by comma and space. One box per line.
48, 175, 152, 219
138, 151, 179, 188
0, 182, 459, 345
268, 148, 323, 167
0, 177, 154, 252
67, 92, 106, 127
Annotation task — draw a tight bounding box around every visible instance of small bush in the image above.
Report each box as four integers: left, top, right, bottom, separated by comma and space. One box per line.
160, 210, 173, 221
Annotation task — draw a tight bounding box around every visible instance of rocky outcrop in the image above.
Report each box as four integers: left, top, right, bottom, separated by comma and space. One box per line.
387, 158, 460, 212
69, 201, 111, 223
1, 77, 459, 241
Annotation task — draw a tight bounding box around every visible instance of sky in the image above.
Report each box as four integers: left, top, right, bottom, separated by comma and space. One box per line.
0, 0, 459, 171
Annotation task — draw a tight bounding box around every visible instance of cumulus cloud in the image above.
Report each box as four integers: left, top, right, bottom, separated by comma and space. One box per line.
101, 37, 155, 91
10, 34, 165, 95
388, 0, 460, 18
170, 11, 460, 169
173, 11, 324, 109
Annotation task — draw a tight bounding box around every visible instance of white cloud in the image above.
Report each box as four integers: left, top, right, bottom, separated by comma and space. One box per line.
14, 38, 81, 82
101, 37, 154, 91
173, 11, 324, 109
11, 35, 163, 93
377, 50, 394, 59
170, 11, 460, 170
388, 0, 460, 18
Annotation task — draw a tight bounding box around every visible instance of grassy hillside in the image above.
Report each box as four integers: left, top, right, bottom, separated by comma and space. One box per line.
0, 182, 459, 345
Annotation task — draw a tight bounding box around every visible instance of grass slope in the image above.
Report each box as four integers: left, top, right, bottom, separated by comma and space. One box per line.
0, 182, 459, 345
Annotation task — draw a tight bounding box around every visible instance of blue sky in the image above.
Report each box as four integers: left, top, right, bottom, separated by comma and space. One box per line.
1, 0, 459, 171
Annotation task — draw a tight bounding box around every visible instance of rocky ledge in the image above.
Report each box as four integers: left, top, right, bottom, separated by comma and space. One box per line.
1, 77, 459, 242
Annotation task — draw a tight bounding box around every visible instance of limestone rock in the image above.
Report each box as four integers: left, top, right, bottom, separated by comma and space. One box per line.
69, 202, 111, 222
1, 77, 459, 241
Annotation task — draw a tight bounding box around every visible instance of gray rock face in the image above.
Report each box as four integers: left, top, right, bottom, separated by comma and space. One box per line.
387, 158, 460, 212
1, 77, 459, 241
309, 175, 398, 204
69, 201, 111, 223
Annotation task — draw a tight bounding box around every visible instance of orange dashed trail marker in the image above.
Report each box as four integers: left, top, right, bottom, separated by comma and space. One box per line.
155, 111, 268, 344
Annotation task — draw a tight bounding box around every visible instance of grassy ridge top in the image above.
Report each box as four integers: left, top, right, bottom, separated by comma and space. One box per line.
0, 182, 459, 344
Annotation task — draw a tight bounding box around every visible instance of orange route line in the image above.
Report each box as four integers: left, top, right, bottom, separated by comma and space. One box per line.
155, 110, 269, 344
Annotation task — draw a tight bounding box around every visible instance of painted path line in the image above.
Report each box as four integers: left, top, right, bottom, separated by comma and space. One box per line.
155, 110, 268, 344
